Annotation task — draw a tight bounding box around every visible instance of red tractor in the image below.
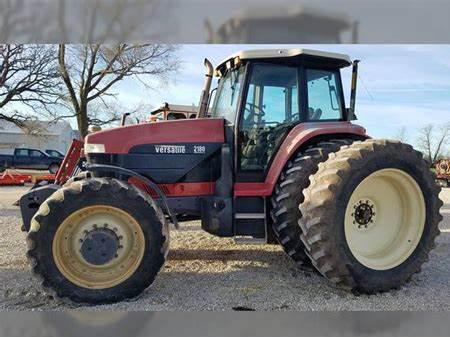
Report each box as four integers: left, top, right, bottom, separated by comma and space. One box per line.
20, 49, 442, 304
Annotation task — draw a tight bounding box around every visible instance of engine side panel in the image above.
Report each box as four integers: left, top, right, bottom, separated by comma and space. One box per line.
86, 119, 226, 186
88, 142, 222, 184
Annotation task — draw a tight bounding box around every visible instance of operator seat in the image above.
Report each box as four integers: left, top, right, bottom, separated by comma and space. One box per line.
241, 125, 270, 170
309, 108, 323, 120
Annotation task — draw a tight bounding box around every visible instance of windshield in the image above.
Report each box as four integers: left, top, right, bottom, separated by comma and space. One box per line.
211, 66, 246, 124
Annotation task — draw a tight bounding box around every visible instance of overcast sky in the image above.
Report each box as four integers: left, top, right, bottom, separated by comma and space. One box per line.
116, 44, 450, 145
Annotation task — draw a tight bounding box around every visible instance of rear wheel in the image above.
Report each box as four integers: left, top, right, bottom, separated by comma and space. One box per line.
27, 178, 169, 304
299, 140, 442, 293
271, 139, 353, 266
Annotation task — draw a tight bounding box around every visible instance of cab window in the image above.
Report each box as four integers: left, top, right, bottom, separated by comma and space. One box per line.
211, 66, 246, 124
306, 69, 343, 121
30, 150, 44, 157
16, 149, 29, 156
239, 63, 299, 172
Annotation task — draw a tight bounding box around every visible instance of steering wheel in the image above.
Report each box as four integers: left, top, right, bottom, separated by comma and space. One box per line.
289, 112, 301, 122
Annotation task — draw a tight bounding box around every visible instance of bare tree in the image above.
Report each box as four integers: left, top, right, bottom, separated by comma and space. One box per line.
88, 100, 152, 127
394, 126, 408, 143
0, 44, 62, 127
57, 44, 178, 137
417, 123, 450, 164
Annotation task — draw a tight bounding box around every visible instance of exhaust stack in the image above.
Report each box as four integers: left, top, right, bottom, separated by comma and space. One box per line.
197, 58, 214, 118
348, 60, 360, 120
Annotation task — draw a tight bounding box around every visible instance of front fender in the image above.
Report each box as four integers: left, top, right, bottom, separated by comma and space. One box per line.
19, 184, 61, 232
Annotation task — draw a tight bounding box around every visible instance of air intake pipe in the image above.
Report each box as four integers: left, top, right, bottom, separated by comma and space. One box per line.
197, 58, 214, 118
348, 60, 360, 121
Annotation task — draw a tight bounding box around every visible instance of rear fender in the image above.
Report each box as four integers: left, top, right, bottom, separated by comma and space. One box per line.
234, 122, 368, 197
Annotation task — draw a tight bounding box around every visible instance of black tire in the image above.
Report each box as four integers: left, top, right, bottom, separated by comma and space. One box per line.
299, 140, 443, 293
27, 178, 169, 304
271, 139, 354, 266
48, 163, 60, 174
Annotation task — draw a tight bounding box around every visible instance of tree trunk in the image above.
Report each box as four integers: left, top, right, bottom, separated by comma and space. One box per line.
77, 102, 89, 138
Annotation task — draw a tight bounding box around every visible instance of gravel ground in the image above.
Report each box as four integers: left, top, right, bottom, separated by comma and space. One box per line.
0, 185, 449, 311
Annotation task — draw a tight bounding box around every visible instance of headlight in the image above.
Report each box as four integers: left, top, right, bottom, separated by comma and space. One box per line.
84, 143, 106, 154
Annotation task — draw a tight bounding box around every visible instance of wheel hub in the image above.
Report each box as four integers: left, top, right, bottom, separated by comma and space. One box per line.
352, 200, 376, 229
80, 227, 121, 265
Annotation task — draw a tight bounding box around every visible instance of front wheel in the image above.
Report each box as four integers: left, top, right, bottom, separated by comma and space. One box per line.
299, 140, 443, 293
27, 178, 169, 304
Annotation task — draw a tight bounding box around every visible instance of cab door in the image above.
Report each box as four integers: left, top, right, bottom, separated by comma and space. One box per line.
14, 149, 31, 169
237, 63, 301, 182
29, 149, 48, 169
233, 62, 302, 240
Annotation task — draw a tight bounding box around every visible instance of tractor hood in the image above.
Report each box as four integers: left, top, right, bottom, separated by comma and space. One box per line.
84, 118, 225, 185
85, 118, 225, 155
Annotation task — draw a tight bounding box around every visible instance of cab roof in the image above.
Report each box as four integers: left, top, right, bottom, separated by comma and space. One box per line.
216, 48, 352, 75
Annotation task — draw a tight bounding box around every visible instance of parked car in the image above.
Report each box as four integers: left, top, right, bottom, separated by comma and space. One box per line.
0, 148, 63, 174
45, 149, 65, 158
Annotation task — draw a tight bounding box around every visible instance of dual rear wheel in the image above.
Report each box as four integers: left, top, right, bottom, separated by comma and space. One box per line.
273, 139, 442, 293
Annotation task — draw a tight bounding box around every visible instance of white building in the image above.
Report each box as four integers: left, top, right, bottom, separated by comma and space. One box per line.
0, 120, 80, 155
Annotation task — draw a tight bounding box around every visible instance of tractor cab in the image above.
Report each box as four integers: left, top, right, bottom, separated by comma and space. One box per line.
209, 49, 353, 181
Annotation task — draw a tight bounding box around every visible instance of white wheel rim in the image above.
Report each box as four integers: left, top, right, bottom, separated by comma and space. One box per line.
344, 168, 426, 270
